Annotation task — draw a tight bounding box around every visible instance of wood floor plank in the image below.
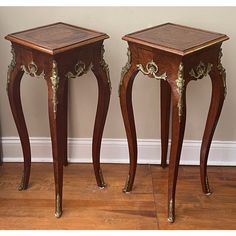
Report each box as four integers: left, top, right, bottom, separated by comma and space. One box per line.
0, 163, 158, 230
0, 163, 236, 229
151, 165, 236, 230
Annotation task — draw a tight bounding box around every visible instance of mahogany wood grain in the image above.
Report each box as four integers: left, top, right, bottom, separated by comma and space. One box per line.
5, 23, 110, 218
123, 23, 229, 55
119, 23, 229, 223
5, 22, 109, 55
62, 79, 68, 167
91, 42, 111, 188
200, 59, 226, 194
160, 80, 171, 168
7, 53, 31, 191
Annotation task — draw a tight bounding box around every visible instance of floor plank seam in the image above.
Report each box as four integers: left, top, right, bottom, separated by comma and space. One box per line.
150, 164, 160, 230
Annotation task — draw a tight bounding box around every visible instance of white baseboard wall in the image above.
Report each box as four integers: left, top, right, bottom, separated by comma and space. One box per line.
1, 137, 236, 166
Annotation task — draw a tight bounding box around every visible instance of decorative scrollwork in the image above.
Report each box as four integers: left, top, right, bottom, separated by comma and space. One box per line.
217, 48, 227, 98
119, 48, 131, 96
100, 45, 112, 92
65, 61, 90, 79
189, 61, 212, 80
176, 62, 185, 122
7, 45, 16, 90
137, 60, 167, 81
21, 61, 45, 79
50, 60, 60, 119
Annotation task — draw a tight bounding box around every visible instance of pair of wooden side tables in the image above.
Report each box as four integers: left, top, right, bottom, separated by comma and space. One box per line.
5, 22, 229, 222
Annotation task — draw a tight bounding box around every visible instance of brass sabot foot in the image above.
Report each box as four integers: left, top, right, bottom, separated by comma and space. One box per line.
18, 175, 27, 191
205, 176, 212, 196
98, 168, 107, 189
168, 199, 174, 223
168, 216, 175, 223
55, 210, 62, 218
205, 191, 212, 196
122, 175, 131, 193
55, 193, 62, 218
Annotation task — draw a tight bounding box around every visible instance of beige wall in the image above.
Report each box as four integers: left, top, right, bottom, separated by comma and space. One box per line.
0, 7, 235, 140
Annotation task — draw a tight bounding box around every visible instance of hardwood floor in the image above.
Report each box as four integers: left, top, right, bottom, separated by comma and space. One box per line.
0, 163, 235, 230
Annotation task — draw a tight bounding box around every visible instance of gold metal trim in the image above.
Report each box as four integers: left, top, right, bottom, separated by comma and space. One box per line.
98, 168, 106, 189
55, 193, 62, 218
7, 46, 16, 90
18, 174, 26, 191
137, 60, 167, 81
184, 36, 229, 55
122, 174, 130, 193
119, 48, 131, 96
100, 45, 112, 92
217, 48, 227, 98
176, 62, 185, 122
65, 61, 91, 79
50, 60, 60, 119
205, 176, 212, 195
21, 61, 45, 79
168, 199, 174, 223
189, 61, 213, 80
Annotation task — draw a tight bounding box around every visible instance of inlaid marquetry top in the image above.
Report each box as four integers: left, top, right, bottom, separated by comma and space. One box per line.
5, 22, 109, 55
123, 23, 229, 55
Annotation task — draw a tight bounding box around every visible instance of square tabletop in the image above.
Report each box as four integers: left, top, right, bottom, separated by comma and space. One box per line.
5, 22, 109, 55
123, 23, 229, 55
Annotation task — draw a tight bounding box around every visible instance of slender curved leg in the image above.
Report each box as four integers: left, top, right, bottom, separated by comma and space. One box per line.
62, 79, 68, 166
91, 52, 111, 189
47, 61, 65, 218
7, 63, 31, 191
200, 65, 225, 195
119, 65, 139, 193
160, 80, 171, 168
167, 78, 186, 223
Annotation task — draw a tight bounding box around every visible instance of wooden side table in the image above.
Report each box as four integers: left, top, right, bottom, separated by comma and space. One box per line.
119, 23, 229, 222
5, 22, 111, 217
